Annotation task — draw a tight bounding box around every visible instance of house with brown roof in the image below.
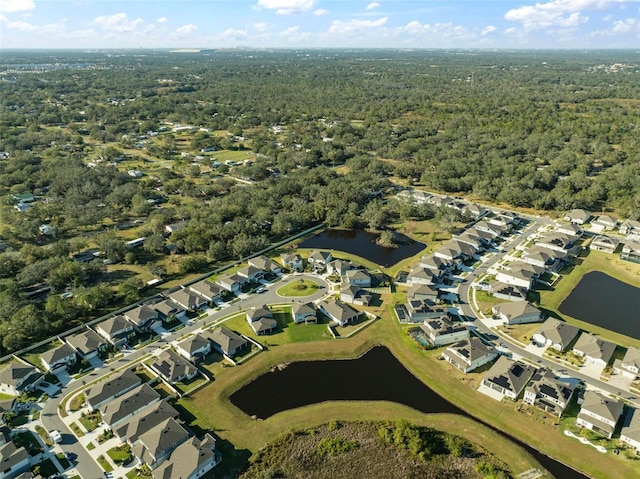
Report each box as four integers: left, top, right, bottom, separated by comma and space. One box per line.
532, 318, 580, 353
132, 417, 190, 469
441, 337, 498, 373
317, 299, 360, 326
523, 367, 575, 417
576, 391, 624, 439
65, 328, 107, 360
492, 302, 544, 325
150, 349, 199, 384
479, 356, 537, 401
246, 305, 278, 335
204, 327, 247, 357
572, 333, 617, 370
291, 302, 317, 324
96, 315, 135, 347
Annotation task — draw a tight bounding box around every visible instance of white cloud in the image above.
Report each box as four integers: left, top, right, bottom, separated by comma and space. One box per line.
253, 21, 270, 32
256, 0, 315, 15
4, 18, 64, 34
482, 25, 498, 35
366, 2, 381, 10
93, 13, 143, 32
215, 28, 249, 41
157, 17, 167, 24
314, 8, 329, 16
175, 24, 197, 35
0, 0, 35, 14
6, 19, 36, 31
612, 17, 640, 31
504, 0, 629, 31
329, 16, 388, 34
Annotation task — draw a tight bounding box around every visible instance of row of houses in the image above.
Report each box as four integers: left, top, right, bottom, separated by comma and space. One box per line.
214, 255, 281, 294
564, 208, 640, 237
394, 188, 488, 220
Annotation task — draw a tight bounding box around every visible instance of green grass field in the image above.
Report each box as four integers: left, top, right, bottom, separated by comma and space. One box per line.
276, 279, 318, 297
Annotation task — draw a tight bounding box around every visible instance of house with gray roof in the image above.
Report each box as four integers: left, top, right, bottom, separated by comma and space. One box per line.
0, 360, 43, 397
188, 279, 222, 304
317, 299, 360, 326
0, 441, 30, 479
420, 316, 469, 347
455, 231, 483, 251
85, 369, 142, 410
492, 302, 544, 325
291, 302, 317, 324
328, 259, 352, 276
215, 273, 245, 293
175, 334, 211, 363
593, 215, 618, 231
114, 400, 180, 445
490, 282, 528, 302
96, 315, 135, 347
555, 222, 583, 238
345, 269, 372, 287
521, 247, 560, 270
237, 265, 264, 282
620, 219, 640, 237
563, 209, 591, 225
204, 327, 247, 357
65, 328, 107, 359
167, 288, 207, 311
406, 266, 439, 286
153, 299, 187, 323
495, 266, 537, 290
621, 407, 640, 454
535, 233, 581, 256
462, 203, 487, 219
307, 251, 332, 271
340, 284, 372, 306
151, 349, 199, 384
152, 434, 221, 479
280, 253, 303, 272
532, 318, 580, 353
405, 299, 448, 322
621, 239, 640, 264
614, 346, 640, 379
441, 336, 498, 373
408, 283, 439, 302
101, 383, 161, 428
246, 305, 278, 335
572, 333, 617, 370
40, 342, 77, 371
132, 417, 190, 469
417, 255, 452, 273
479, 356, 537, 401
125, 304, 160, 331
248, 255, 281, 274
576, 391, 624, 438
523, 367, 575, 417
475, 220, 504, 237
589, 235, 620, 254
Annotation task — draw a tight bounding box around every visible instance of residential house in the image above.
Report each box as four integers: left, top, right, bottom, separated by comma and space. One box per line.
492, 302, 544, 325
462, 203, 487, 219
246, 305, 278, 335
125, 305, 160, 331
593, 215, 618, 231
132, 417, 190, 469
96, 315, 135, 347
100, 383, 162, 428
151, 349, 199, 384
563, 209, 591, 225
0, 360, 44, 397
620, 407, 640, 455
327, 259, 352, 276
620, 219, 640, 237
576, 391, 624, 439
291, 302, 317, 324
441, 336, 498, 373
420, 316, 469, 347
455, 231, 483, 251
152, 434, 221, 479
307, 251, 332, 271
85, 369, 142, 410
408, 283, 439, 302
621, 240, 640, 264
280, 253, 303, 272
248, 255, 281, 274
614, 346, 640, 379
532, 318, 581, 353
114, 400, 180, 444
488, 213, 516, 231
490, 282, 528, 302
65, 329, 107, 360
204, 327, 247, 357
215, 273, 244, 293
340, 284, 372, 306
535, 233, 580, 256
40, 342, 77, 371
406, 266, 439, 286
164, 221, 186, 234
417, 255, 452, 274
0, 442, 30, 479
589, 235, 619, 254
475, 220, 505, 238
521, 247, 560, 270
572, 333, 616, 369
495, 266, 537, 290
153, 299, 187, 323
167, 288, 207, 311
345, 269, 372, 287
479, 356, 537, 401
523, 368, 575, 417
175, 334, 211, 363
466, 227, 496, 246
236, 265, 263, 283
188, 279, 222, 305
317, 299, 361, 326
406, 299, 448, 322
555, 222, 583, 238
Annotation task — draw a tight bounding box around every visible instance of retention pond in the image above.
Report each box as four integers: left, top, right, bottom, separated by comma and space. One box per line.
299, 229, 426, 267
559, 271, 640, 340
230, 346, 586, 479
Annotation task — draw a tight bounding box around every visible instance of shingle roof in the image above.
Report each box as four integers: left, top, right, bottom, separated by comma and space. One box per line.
151, 350, 197, 383
97, 315, 132, 337
40, 342, 76, 367
132, 417, 189, 465
534, 318, 580, 349
177, 334, 210, 355
114, 400, 179, 444
204, 327, 247, 355
100, 383, 161, 427
0, 361, 37, 388
573, 333, 616, 363
65, 329, 105, 355
580, 391, 624, 423
85, 369, 141, 409
152, 435, 218, 479
483, 356, 536, 396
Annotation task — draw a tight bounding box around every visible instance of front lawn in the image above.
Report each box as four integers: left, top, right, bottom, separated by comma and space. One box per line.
79, 411, 101, 432
107, 444, 133, 465
97, 455, 114, 472
12, 431, 42, 456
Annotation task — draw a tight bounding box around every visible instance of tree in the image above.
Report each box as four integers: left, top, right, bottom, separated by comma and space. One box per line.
118, 277, 144, 303
95, 231, 126, 262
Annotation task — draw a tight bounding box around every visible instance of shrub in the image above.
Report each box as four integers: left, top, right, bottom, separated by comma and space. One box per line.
317, 437, 359, 456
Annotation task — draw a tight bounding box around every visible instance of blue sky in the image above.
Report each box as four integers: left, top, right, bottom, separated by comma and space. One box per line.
1, 0, 640, 49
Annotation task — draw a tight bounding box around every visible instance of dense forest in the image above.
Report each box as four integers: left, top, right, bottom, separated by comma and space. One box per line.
1, 49, 639, 352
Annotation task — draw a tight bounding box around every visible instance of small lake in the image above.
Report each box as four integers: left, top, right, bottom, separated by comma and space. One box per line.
230, 346, 586, 479
559, 271, 640, 340
299, 229, 426, 267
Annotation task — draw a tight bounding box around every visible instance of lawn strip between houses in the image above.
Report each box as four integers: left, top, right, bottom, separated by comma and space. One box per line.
181, 310, 640, 479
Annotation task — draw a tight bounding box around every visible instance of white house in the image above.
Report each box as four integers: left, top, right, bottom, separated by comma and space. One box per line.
492, 302, 544, 325
280, 253, 303, 272
0, 360, 44, 397
621, 407, 640, 455
572, 333, 616, 370
291, 302, 317, 324
345, 269, 372, 287
317, 300, 360, 326
175, 333, 212, 363
441, 336, 498, 373
614, 346, 640, 379
420, 316, 469, 347
563, 209, 591, 225
620, 219, 640, 236
40, 342, 77, 371
479, 356, 537, 401
576, 391, 624, 439
523, 368, 575, 417
532, 318, 580, 353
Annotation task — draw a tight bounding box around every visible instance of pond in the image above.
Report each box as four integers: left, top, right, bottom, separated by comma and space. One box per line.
230, 346, 586, 479
559, 271, 640, 340
299, 229, 426, 267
